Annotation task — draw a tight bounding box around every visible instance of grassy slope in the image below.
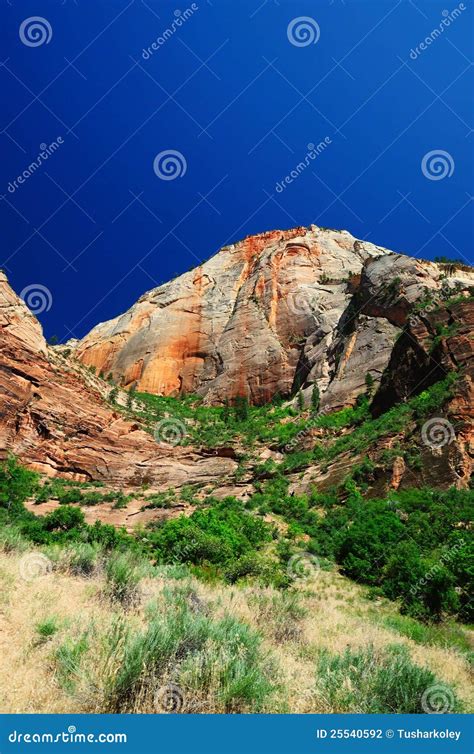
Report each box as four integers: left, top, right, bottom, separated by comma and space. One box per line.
0, 548, 471, 714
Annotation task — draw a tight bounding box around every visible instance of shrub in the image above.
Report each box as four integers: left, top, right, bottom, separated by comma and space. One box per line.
105, 552, 146, 606
0, 456, 38, 512
315, 644, 461, 713
94, 589, 277, 713
43, 506, 85, 533
149, 500, 274, 576
67, 542, 102, 577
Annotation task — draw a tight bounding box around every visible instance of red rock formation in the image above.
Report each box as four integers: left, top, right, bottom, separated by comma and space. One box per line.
75, 228, 474, 410
0, 274, 235, 487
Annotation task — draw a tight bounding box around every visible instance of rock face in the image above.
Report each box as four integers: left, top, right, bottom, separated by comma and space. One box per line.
371, 299, 474, 489
75, 227, 474, 410
0, 274, 236, 487
0, 272, 46, 356
1, 225, 473, 493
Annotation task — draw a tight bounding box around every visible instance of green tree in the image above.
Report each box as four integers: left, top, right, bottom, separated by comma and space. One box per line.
43, 505, 85, 532
311, 384, 320, 413
0, 456, 38, 511
234, 396, 249, 422
127, 384, 137, 410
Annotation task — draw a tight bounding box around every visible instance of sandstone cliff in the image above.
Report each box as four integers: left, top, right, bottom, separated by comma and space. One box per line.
0, 273, 235, 487
75, 227, 473, 410
1, 226, 473, 498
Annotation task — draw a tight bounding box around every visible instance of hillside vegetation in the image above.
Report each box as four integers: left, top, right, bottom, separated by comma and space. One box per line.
1, 407, 473, 715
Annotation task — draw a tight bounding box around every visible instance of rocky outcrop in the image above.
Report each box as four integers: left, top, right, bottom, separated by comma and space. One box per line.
0, 275, 236, 487
0, 272, 46, 356
371, 299, 474, 489
75, 227, 391, 405
372, 300, 474, 413
75, 227, 474, 410
1, 225, 472, 495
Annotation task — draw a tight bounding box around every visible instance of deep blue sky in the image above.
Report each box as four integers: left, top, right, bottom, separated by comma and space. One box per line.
1, 0, 472, 340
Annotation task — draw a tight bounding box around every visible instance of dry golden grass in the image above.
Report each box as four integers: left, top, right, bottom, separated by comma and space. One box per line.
0, 549, 472, 714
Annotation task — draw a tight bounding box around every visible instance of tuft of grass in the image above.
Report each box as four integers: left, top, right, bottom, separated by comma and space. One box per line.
35, 617, 59, 642
104, 552, 147, 607
249, 589, 307, 642
315, 644, 462, 713
0, 525, 29, 554
67, 542, 102, 577
55, 633, 90, 693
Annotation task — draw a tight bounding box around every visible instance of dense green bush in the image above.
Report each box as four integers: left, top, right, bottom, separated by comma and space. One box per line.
148, 499, 275, 581
0, 456, 38, 511
310, 487, 473, 622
